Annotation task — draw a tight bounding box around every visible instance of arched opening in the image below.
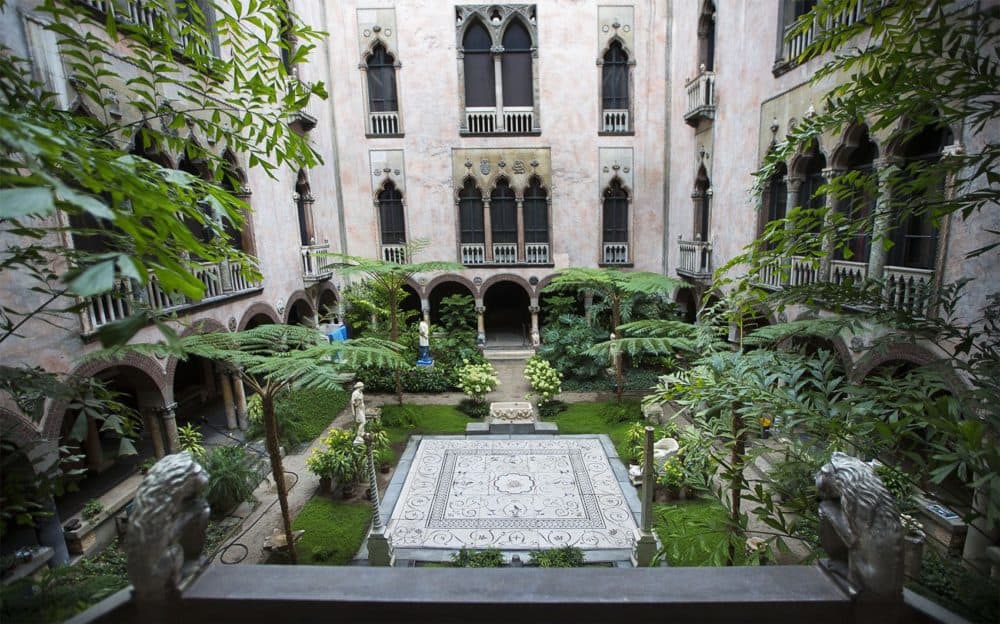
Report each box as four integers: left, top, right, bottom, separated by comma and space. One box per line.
428, 281, 475, 327
178, 153, 214, 245
462, 20, 495, 107
318, 289, 339, 324
56, 368, 161, 519
458, 178, 485, 261
698, 1, 716, 71
675, 287, 698, 324
501, 19, 533, 107
693, 165, 711, 241
243, 313, 275, 330
602, 178, 629, 257
400, 284, 422, 326
490, 178, 517, 259
762, 161, 788, 246
366, 43, 398, 114
483, 281, 530, 346
295, 169, 314, 246
377, 181, 406, 246
287, 298, 315, 327
602, 40, 629, 113
221, 150, 251, 254
837, 125, 878, 262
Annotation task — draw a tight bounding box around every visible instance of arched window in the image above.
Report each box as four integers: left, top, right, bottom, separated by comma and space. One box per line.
602, 41, 629, 112
502, 20, 533, 107
459, 179, 485, 244
220, 151, 249, 253
463, 20, 495, 107
523, 177, 548, 243
295, 169, 314, 246
888, 122, 950, 269
490, 178, 517, 244
694, 166, 711, 241
366, 44, 398, 113
179, 154, 214, 244
762, 162, 787, 249
602, 178, 629, 243
698, 1, 716, 72
838, 127, 878, 262
797, 142, 827, 212
377, 181, 406, 245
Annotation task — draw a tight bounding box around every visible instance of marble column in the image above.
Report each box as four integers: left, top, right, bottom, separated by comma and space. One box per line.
482, 198, 493, 263
361, 434, 394, 566
867, 159, 895, 281
218, 370, 237, 430
820, 167, 844, 281
420, 299, 431, 324
515, 197, 525, 261
475, 304, 486, 347
232, 373, 248, 431
632, 426, 657, 567
141, 407, 165, 459
783, 176, 804, 287
583, 290, 594, 313
158, 403, 179, 454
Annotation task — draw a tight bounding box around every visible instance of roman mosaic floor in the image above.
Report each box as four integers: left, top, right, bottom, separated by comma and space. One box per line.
382, 436, 641, 561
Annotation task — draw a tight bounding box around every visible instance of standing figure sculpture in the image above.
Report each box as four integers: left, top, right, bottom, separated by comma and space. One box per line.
352, 381, 367, 442
417, 319, 434, 366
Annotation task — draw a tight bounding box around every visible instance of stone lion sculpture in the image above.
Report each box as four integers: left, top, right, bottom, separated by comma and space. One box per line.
816, 452, 903, 599
124, 452, 210, 603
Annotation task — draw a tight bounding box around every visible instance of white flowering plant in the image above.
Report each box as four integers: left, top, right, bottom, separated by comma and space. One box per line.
456, 360, 500, 403
524, 356, 562, 404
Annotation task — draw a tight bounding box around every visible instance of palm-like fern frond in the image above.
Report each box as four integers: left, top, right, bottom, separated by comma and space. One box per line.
743, 317, 858, 346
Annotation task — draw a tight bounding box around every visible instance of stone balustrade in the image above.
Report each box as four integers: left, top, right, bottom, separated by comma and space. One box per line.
676, 238, 712, 279
602, 242, 629, 265
524, 242, 550, 264
492, 243, 518, 264
683, 70, 715, 125
460, 243, 485, 265
381, 244, 407, 264
369, 111, 400, 136
602, 109, 629, 133
301, 242, 331, 281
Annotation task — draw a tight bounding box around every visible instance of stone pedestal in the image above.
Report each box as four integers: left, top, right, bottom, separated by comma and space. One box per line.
488, 401, 534, 425
367, 531, 395, 567
632, 529, 657, 567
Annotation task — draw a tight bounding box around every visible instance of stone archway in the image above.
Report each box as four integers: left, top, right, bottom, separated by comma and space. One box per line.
482, 279, 531, 347
428, 279, 476, 327
238, 302, 281, 330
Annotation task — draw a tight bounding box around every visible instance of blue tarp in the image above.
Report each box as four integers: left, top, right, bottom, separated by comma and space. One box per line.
327, 323, 348, 342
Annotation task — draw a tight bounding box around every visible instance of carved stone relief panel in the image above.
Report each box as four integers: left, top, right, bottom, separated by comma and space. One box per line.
597, 6, 635, 57
370, 150, 406, 194
598, 147, 634, 192
452, 148, 551, 195
357, 8, 398, 59
695, 127, 713, 179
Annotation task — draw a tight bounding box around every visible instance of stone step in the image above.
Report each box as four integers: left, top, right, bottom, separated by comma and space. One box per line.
483, 348, 536, 360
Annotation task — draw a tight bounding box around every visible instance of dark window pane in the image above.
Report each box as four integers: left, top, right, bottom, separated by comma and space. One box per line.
502, 51, 533, 106
463, 21, 496, 107
378, 184, 405, 244
459, 179, 485, 243
602, 180, 629, 242
602, 41, 629, 110
490, 180, 517, 243
523, 178, 548, 243
366, 44, 398, 112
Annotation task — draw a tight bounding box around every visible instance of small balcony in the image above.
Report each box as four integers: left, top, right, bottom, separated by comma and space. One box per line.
368, 111, 401, 137
462, 106, 537, 135
774, 1, 880, 74
524, 243, 550, 264
683, 69, 716, 127
80, 259, 261, 334
601, 109, 629, 134
381, 244, 407, 264
602, 242, 629, 265
301, 242, 331, 282
676, 238, 712, 280
491, 243, 518, 264
460, 243, 486, 265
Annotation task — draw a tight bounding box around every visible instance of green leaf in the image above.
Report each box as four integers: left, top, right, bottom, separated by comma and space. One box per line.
69, 413, 88, 442
95, 312, 151, 348
59, 187, 114, 220
68, 260, 116, 297
0, 187, 56, 218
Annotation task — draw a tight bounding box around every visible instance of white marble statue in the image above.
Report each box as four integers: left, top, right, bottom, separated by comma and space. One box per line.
352, 381, 367, 438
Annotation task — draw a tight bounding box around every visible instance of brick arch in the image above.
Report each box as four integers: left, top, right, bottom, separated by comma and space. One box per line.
1, 407, 42, 446
165, 317, 229, 384
424, 273, 477, 298
284, 289, 314, 323
849, 341, 946, 384
481, 273, 533, 300
44, 354, 169, 439
403, 276, 425, 298
784, 311, 854, 373
238, 302, 282, 330
533, 273, 560, 295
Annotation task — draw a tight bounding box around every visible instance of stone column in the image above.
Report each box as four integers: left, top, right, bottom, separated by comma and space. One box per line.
218, 369, 237, 430
783, 176, 804, 287
583, 290, 594, 312
492, 47, 505, 131
158, 403, 179, 454
38, 496, 70, 566
420, 298, 431, 324
515, 196, 525, 262
85, 416, 103, 472
820, 167, 844, 281
141, 407, 166, 459
482, 198, 493, 262
232, 374, 248, 431
475, 304, 486, 347
867, 159, 895, 281
632, 426, 657, 567
360, 434, 394, 566
528, 305, 540, 335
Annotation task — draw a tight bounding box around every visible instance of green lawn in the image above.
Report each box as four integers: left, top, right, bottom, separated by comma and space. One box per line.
544, 401, 642, 462
652, 499, 741, 567
292, 497, 371, 565
379, 404, 470, 462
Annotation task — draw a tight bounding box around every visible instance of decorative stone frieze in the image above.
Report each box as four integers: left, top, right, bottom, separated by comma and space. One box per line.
598, 147, 633, 193
597, 6, 635, 58
452, 148, 550, 195
356, 8, 398, 59
370, 150, 406, 195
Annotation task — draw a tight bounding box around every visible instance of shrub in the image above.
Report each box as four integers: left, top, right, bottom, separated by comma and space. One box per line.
537, 315, 607, 381
602, 401, 642, 424
524, 356, 562, 404
455, 361, 499, 404
457, 398, 490, 419
177, 423, 205, 458
306, 429, 365, 487
537, 399, 567, 420
246, 388, 348, 450
451, 547, 504, 567
438, 294, 476, 331
874, 463, 915, 511
528, 546, 585, 568
657, 457, 685, 490
202, 446, 257, 515
380, 404, 419, 428
81, 499, 103, 520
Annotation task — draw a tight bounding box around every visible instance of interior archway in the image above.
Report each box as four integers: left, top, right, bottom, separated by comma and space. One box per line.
483, 280, 531, 346
428, 281, 475, 328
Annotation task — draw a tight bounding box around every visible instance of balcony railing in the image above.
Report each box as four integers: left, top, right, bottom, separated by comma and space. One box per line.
381, 244, 407, 264
778, 1, 880, 70
884, 266, 934, 317
78, 0, 213, 58
684, 70, 716, 126
460, 243, 485, 265
369, 111, 400, 136
80, 260, 260, 333
676, 238, 712, 279
602, 109, 629, 133
524, 243, 550, 264
463, 107, 536, 135
492, 243, 518, 264
602, 242, 629, 265
301, 243, 331, 281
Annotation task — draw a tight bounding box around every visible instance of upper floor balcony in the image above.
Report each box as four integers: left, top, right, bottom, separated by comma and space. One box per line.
683, 68, 715, 127
381, 244, 408, 264
676, 237, 712, 281
77, 0, 213, 59
601, 109, 629, 134
459, 242, 550, 267
462, 106, 538, 136
301, 242, 332, 282
602, 242, 629, 266
774, 1, 882, 75
368, 111, 401, 137
757, 255, 936, 318
80, 259, 260, 335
